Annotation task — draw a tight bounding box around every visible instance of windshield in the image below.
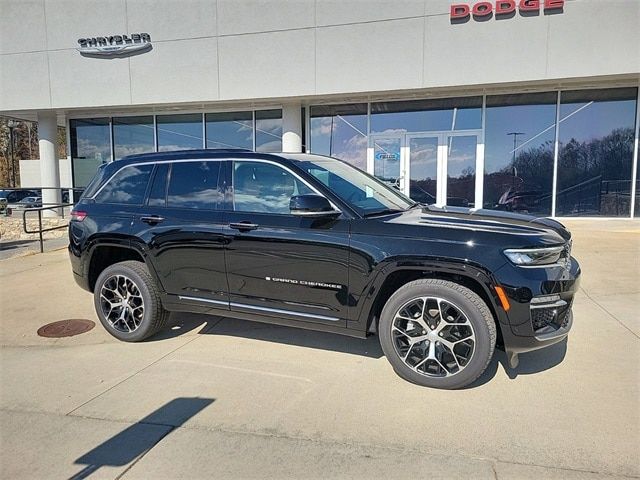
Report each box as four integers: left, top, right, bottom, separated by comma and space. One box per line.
292, 155, 415, 216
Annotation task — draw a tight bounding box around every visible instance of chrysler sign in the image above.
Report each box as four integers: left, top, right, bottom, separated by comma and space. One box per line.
451, 0, 564, 21
77, 33, 152, 57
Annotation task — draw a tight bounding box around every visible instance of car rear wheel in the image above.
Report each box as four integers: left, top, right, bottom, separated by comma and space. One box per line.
94, 260, 169, 342
379, 279, 496, 389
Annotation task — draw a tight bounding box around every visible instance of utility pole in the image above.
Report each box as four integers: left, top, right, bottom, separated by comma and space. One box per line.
507, 132, 525, 164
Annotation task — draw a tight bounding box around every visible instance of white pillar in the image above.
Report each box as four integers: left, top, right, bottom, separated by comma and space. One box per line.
37, 111, 61, 217
282, 102, 302, 153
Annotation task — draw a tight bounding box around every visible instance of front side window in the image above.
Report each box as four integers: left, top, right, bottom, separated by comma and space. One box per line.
233, 161, 314, 214
290, 154, 414, 216
167, 161, 223, 209
94, 164, 154, 205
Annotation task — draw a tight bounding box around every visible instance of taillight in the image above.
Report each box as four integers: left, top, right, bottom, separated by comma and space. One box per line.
70, 210, 87, 222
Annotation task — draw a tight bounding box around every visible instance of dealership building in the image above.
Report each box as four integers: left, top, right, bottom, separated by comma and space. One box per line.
1, 0, 639, 217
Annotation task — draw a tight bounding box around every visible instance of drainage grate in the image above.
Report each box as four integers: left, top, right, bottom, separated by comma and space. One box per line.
37, 319, 95, 338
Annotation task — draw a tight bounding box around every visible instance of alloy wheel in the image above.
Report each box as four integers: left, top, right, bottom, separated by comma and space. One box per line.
99, 274, 145, 333
391, 296, 476, 377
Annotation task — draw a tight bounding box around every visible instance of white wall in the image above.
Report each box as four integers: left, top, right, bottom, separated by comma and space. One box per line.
19, 159, 71, 189
1, 0, 639, 113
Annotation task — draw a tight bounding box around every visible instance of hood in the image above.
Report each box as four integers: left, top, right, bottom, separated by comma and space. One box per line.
380, 205, 571, 246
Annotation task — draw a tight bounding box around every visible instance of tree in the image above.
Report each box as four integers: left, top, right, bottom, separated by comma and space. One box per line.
0, 116, 67, 188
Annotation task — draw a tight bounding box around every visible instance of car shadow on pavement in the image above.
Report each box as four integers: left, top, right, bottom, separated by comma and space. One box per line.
149, 312, 385, 359
150, 313, 568, 383
69, 397, 214, 480
468, 338, 568, 388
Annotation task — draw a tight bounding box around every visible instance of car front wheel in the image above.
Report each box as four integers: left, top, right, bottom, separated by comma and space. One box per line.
379, 279, 496, 389
94, 260, 169, 342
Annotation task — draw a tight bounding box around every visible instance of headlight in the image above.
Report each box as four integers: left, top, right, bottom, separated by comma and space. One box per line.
504, 246, 564, 266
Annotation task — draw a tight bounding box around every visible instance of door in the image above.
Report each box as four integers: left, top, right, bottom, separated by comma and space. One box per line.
403, 132, 480, 207
444, 134, 478, 208
224, 159, 350, 326
406, 135, 440, 205
368, 135, 405, 192
132, 160, 229, 306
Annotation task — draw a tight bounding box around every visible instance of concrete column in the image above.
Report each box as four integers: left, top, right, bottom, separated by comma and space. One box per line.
37, 111, 61, 217
282, 102, 302, 153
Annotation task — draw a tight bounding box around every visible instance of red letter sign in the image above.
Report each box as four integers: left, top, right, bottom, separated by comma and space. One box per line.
519, 0, 540, 11
496, 0, 516, 14
472, 1, 493, 16
544, 0, 564, 10
451, 4, 471, 19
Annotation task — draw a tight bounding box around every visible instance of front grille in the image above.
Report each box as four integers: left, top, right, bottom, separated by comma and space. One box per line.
531, 300, 572, 334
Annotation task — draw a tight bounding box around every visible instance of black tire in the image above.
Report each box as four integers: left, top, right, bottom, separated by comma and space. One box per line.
379, 279, 496, 389
93, 260, 169, 342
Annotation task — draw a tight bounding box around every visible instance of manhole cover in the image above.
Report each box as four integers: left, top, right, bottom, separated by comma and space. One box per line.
37, 319, 95, 338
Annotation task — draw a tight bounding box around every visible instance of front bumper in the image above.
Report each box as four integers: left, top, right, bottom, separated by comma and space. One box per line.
494, 256, 581, 363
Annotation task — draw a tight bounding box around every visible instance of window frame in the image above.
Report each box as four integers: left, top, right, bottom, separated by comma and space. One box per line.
92, 163, 155, 206
163, 160, 225, 211
230, 158, 340, 216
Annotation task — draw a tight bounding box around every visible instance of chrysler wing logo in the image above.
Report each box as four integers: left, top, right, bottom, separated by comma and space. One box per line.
77, 33, 152, 57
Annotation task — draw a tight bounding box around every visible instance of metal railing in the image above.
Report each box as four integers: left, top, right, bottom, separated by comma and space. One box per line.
1, 187, 83, 214
22, 203, 74, 253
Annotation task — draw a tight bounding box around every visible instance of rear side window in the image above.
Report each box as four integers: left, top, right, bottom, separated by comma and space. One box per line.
94, 164, 154, 205
167, 161, 223, 209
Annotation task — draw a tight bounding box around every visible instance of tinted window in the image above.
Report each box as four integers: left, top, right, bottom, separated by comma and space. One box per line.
95, 164, 154, 205
148, 163, 169, 207
157, 114, 203, 151
233, 161, 314, 214
205, 111, 253, 149
167, 161, 223, 209
371, 97, 482, 134
556, 88, 637, 217
484, 92, 557, 215
255, 110, 283, 152
310, 104, 368, 170
69, 118, 111, 188
113, 116, 154, 160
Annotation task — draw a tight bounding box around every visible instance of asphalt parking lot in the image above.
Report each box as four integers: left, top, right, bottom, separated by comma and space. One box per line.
1, 220, 638, 479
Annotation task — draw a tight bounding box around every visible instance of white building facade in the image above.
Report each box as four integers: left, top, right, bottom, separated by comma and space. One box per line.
1, 0, 639, 217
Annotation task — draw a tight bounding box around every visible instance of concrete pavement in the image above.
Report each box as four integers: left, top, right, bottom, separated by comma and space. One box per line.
0, 220, 638, 479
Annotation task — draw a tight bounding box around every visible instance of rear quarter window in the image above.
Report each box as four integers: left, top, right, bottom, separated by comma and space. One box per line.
94, 164, 154, 205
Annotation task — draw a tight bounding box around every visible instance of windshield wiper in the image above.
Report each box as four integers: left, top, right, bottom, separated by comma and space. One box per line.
363, 209, 404, 218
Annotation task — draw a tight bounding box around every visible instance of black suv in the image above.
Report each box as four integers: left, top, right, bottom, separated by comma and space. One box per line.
69, 150, 580, 389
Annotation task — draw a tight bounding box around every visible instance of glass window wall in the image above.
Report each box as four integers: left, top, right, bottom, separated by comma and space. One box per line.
112, 116, 154, 160
371, 97, 482, 134
556, 88, 637, 217
255, 109, 282, 152
484, 92, 557, 215
205, 111, 253, 150
156, 114, 203, 151
69, 118, 111, 188
310, 104, 368, 170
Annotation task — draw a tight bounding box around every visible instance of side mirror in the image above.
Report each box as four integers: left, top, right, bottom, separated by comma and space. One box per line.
290, 194, 341, 217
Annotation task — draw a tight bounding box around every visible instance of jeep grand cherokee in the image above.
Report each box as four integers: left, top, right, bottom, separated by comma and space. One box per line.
69, 150, 581, 389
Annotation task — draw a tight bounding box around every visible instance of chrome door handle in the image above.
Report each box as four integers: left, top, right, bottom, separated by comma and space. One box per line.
229, 221, 259, 231
141, 215, 165, 225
